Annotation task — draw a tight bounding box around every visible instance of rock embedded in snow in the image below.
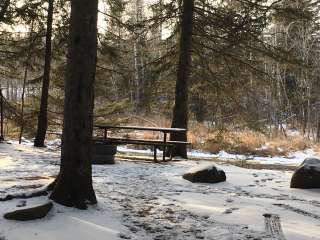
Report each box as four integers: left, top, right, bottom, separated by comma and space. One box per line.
290, 158, 320, 189
183, 163, 226, 183
16, 200, 27, 207
3, 201, 53, 221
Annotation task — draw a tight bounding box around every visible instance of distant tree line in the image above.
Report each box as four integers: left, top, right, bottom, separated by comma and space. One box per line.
1, 0, 320, 147
1, 0, 320, 209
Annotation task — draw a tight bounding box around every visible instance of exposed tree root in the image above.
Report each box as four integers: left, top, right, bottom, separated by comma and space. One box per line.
0, 179, 56, 202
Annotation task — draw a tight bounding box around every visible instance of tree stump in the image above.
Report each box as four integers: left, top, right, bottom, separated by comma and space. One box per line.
92, 143, 117, 165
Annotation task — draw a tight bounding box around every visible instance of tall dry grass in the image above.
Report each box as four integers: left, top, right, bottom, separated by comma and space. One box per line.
132, 117, 315, 156
188, 123, 313, 156
3, 113, 317, 157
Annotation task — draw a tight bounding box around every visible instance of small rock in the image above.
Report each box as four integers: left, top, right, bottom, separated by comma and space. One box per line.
195, 235, 204, 239
119, 233, 131, 239
224, 209, 233, 214
183, 164, 226, 183
16, 200, 27, 207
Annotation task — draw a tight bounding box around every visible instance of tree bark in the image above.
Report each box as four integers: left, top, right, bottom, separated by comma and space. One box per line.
34, 0, 54, 147
18, 61, 28, 144
169, 0, 195, 158
19, 22, 34, 144
133, 0, 145, 113
50, 0, 98, 209
317, 113, 320, 142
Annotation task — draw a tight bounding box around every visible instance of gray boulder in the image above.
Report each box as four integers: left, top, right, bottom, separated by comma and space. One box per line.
290, 158, 320, 189
92, 142, 117, 165
4, 202, 53, 221
183, 163, 226, 183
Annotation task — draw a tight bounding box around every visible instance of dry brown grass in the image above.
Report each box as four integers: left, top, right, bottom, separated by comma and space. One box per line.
2, 121, 20, 139
128, 115, 171, 129
267, 136, 310, 152
200, 130, 268, 155
4, 113, 317, 157
142, 131, 159, 140
313, 144, 320, 157
196, 128, 313, 157
188, 122, 209, 145
132, 117, 315, 157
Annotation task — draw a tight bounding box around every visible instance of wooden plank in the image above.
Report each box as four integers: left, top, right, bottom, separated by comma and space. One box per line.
94, 125, 186, 133
101, 137, 174, 146
167, 140, 190, 145
94, 138, 189, 145
98, 137, 188, 144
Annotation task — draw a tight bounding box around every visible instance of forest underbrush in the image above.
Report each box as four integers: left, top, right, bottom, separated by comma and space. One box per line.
2, 115, 319, 158
102, 115, 319, 157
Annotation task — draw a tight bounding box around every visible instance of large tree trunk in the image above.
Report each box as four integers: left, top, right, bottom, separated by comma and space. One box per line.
50, 0, 98, 209
34, 0, 54, 147
169, 0, 195, 158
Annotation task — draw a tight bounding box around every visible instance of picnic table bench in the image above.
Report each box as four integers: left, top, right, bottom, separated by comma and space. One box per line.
94, 125, 190, 162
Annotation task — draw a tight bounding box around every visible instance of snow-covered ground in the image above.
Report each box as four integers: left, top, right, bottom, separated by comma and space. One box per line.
118, 146, 319, 166
0, 143, 320, 240
10, 137, 318, 166
190, 148, 318, 165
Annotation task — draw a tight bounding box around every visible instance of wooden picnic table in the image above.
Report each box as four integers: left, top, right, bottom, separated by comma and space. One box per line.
94, 125, 189, 162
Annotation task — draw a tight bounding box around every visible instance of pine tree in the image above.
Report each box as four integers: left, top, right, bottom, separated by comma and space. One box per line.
50, 0, 98, 209
170, 0, 195, 158
34, 0, 54, 147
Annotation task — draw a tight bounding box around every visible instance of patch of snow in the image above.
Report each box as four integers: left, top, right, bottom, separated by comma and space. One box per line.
187, 150, 216, 158
169, 163, 320, 240
287, 129, 301, 137
46, 139, 62, 150
256, 144, 269, 151
117, 146, 155, 155
10, 136, 318, 166
0, 197, 123, 240
185, 162, 216, 173
189, 148, 319, 166
301, 158, 320, 171
1, 143, 320, 240
7, 137, 34, 146
189, 150, 248, 160
303, 158, 320, 165
204, 227, 233, 240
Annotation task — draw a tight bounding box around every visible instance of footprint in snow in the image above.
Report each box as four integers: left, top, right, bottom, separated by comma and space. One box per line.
223, 208, 240, 214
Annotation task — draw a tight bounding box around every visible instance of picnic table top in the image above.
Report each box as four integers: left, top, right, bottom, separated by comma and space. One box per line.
94, 125, 187, 133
